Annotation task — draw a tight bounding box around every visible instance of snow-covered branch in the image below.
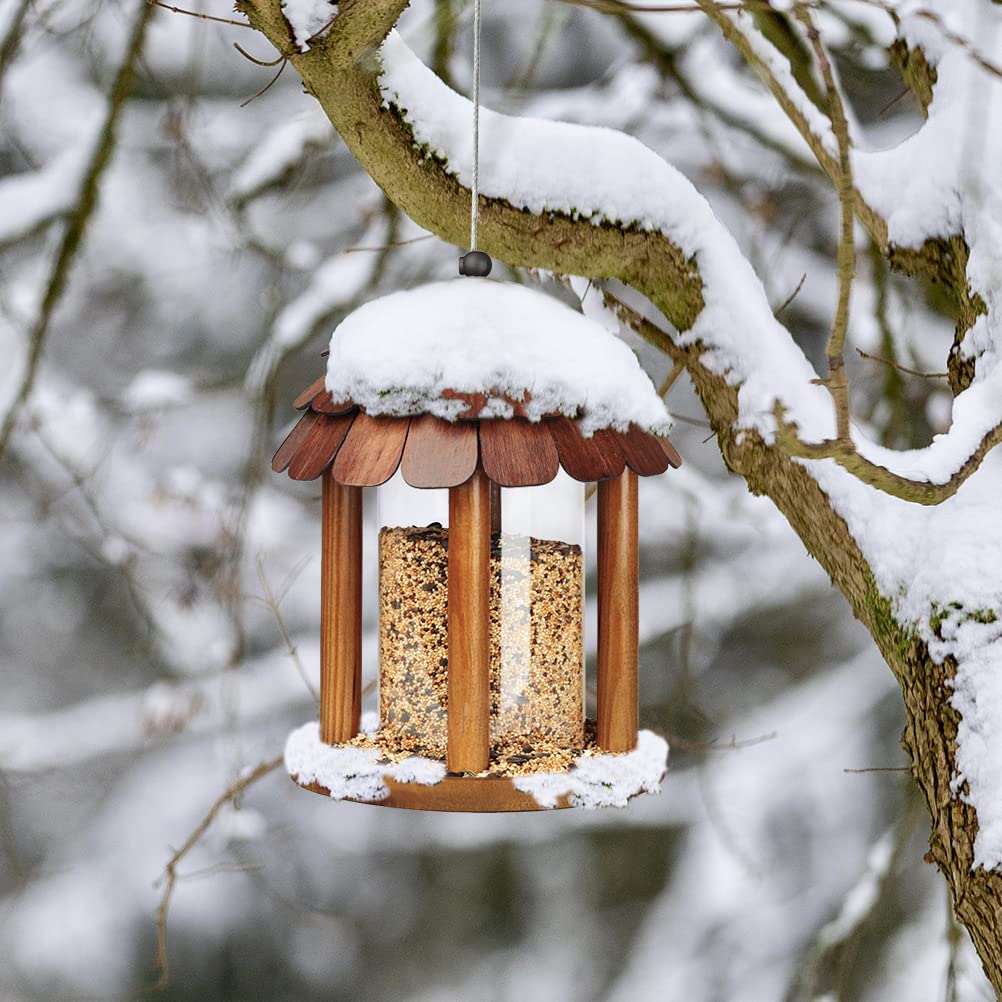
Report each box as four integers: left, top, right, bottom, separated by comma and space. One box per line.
244, 0, 1002, 508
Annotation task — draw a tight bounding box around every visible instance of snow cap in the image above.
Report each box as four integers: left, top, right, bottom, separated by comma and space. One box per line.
324, 279, 671, 436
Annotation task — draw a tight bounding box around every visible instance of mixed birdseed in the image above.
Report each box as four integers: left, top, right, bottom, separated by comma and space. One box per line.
377, 524, 585, 773
345, 722, 601, 780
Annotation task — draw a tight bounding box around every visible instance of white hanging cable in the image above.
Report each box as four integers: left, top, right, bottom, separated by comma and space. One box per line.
470, 0, 481, 252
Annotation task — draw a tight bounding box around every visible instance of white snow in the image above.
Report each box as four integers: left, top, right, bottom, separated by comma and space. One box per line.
229, 106, 332, 203
0, 147, 88, 246
325, 279, 672, 434
380, 30, 722, 234
282, 0, 338, 51
284, 720, 447, 802
275, 248, 379, 349
513, 730, 669, 809
122, 369, 193, 412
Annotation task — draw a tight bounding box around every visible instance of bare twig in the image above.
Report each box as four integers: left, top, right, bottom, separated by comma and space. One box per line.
774, 273, 807, 317
233, 41, 285, 66
251, 556, 319, 703
344, 233, 435, 253
240, 57, 288, 107
844, 765, 913, 774
672, 413, 713, 430
878, 87, 911, 119
147, 0, 251, 28
305, 16, 340, 45
856, 348, 949, 381
154, 755, 283, 990
657, 359, 686, 398
175, 860, 266, 882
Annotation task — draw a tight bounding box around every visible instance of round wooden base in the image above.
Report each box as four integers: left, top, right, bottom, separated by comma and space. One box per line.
293, 773, 572, 812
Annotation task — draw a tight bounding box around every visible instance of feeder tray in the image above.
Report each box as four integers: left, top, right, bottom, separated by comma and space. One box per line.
300, 775, 571, 813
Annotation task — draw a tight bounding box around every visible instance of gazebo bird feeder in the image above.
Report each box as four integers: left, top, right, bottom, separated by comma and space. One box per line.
275, 279, 680, 812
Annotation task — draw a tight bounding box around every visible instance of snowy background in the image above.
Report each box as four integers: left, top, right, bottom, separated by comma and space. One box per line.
0, 0, 995, 999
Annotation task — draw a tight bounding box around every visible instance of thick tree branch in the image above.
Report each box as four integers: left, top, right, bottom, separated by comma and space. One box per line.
238, 0, 705, 333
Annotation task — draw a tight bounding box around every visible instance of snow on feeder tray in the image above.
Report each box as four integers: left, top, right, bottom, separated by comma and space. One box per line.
273, 279, 680, 812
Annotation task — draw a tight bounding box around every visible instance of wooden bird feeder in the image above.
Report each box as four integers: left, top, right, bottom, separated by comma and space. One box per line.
273, 280, 680, 812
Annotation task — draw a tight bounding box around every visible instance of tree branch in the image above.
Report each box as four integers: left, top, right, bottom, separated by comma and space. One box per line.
0, 0, 153, 460
237, 0, 706, 331
795, 6, 855, 443
694, 1, 884, 240
774, 403, 1002, 505
154, 755, 283, 989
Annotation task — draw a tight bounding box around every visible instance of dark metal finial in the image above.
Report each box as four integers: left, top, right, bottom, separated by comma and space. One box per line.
459, 251, 492, 277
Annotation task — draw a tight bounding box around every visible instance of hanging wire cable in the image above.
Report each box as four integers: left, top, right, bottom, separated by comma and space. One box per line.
459, 0, 492, 276
470, 0, 481, 251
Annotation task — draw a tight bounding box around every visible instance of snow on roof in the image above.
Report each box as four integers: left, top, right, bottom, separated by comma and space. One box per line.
324, 279, 672, 435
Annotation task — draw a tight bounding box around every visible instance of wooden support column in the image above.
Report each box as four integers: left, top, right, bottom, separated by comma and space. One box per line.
319, 470, 363, 744
597, 470, 639, 752
447, 467, 492, 773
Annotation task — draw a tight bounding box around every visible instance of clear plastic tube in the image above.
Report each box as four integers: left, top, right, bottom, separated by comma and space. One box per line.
377, 470, 585, 760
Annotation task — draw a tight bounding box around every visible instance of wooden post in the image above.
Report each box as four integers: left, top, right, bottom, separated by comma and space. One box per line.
447, 467, 492, 773
319, 471, 363, 744
597, 470, 639, 752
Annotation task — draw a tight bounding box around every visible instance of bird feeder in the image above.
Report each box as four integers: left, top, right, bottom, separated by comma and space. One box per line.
274, 280, 680, 812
